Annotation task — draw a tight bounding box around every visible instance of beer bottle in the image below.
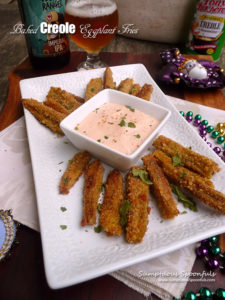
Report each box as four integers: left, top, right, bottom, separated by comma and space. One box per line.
17, 0, 70, 69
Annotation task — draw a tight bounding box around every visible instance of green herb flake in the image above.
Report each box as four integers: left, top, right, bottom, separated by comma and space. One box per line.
171, 184, 198, 212
179, 172, 187, 178
130, 87, 136, 94
172, 153, 183, 167
132, 169, 153, 185
60, 207, 67, 212
160, 220, 163, 223
75, 126, 79, 130
108, 122, 114, 125
120, 200, 131, 227
63, 177, 69, 184
91, 88, 95, 92
125, 105, 135, 112
180, 211, 187, 215
94, 225, 102, 233
58, 161, 64, 165
97, 203, 102, 212
118, 119, 126, 127
128, 122, 136, 128
67, 103, 74, 110
69, 159, 74, 164
97, 139, 101, 143
64, 141, 69, 144
104, 136, 109, 139
134, 134, 141, 138
60, 225, 67, 230
188, 146, 192, 150
59, 169, 62, 172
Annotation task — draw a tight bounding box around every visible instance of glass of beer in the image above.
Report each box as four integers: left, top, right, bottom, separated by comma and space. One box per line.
65, 0, 118, 70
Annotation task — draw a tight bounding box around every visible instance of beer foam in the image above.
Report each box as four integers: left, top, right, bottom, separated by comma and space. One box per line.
65, 0, 117, 18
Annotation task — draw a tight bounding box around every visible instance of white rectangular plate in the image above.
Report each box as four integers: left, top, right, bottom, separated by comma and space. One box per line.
20, 64, 225, 289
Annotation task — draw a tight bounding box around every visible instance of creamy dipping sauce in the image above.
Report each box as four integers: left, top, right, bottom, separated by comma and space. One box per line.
76, 102, 160, 155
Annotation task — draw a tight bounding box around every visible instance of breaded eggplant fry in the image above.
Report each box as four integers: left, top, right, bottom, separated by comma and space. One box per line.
126, 167, 150, 243
104, 67, 116, 89
153, 150, 225, 214
81, 160, 104, 226
118, 78, 134, 94
142, 154, 179, 219
85, 78, 103, 101
152, 150, 214, 188
59, 151, 91, 194
137, 84, 153, 101
100, 170, 124, 236
153, 135, 220, 179
45, 87, 84, 114
22, 98, 65, 135
130, 84, 141, 96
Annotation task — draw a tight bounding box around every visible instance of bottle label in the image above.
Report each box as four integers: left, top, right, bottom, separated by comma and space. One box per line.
22, 0, 69, 58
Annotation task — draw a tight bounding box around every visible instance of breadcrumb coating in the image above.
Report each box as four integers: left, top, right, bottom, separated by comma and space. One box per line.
59, 151, 91, 194
153, 135, 220, 179
100, 170, 124, 236
81, 160, 104, 226
142, 154, 179, 219
126, 167, 150, 244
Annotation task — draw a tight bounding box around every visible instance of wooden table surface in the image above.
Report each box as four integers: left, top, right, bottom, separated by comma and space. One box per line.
0, 52, 225, 300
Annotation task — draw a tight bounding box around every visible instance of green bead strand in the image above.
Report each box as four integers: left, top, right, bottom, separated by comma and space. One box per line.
201, 120, 208, 126
206, 125, 214, 133
184, 291, 196, 300
217, 136, 225, 144
195, 114, 202, 120
211, 245, 221, 255
187, 111, 193, 117
199, 287, 212, 299
209, 236, 218, 243
180, 111, 185, 116
215, 288, 225, 299
211, 131, 219, 139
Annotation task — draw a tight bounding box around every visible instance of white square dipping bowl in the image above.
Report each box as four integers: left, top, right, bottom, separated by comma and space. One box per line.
60, 89, 171, 171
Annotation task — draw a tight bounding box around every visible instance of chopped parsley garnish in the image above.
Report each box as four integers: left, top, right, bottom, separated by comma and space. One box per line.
179, 171, 187, 178
130, 87, 136, 94
60, 207, 67, 212
104, 136, 109, 139
180, 211, 187, 215
59, 169, 62, 172
69, 159, 74, 164
64, 141, 69, 144
108, 122, 114, 125
75, 126, 79, 130
67, 103, 74, 110
125, 105, 135, 112
60, 225, 67, 230
118, 119, 126, 127
97, 139, 101, 143
94, 225, 102, 233
91, 88, 95, 92
188, 146, 192, 150
63, 177, 69, 184
120, 200, 131, 227
128, 122, 136, 128
58, 161, 64, 165
132, 169, 153, 185
171, 184, 197, 212
172, 153, 183, 167
134, 134, 141, 138
97, 203, 102, 212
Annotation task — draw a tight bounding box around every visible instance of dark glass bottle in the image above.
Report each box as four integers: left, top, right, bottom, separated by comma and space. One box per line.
17, 0, 70, 69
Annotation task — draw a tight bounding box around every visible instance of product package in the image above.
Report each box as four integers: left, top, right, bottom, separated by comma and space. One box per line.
185, 0, 225, 61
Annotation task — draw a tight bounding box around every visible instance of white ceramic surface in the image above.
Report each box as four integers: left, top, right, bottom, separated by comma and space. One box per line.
19, 64, 225, 289
60, 89, 171, 171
